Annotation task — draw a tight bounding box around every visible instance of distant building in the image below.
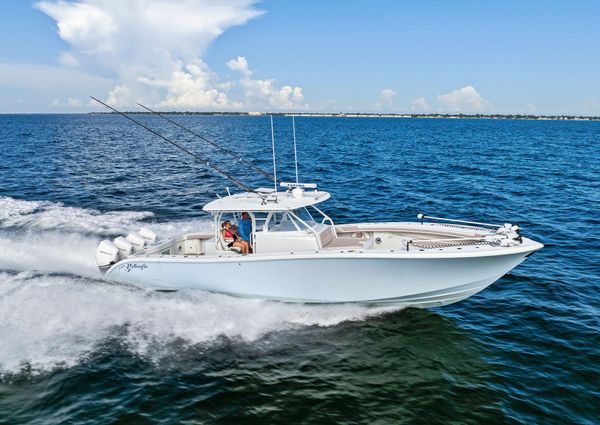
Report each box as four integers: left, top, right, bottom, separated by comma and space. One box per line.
248, 111, 263, 116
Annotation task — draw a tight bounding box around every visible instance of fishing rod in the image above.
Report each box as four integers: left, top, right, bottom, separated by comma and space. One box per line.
136, 102, 277, 183
90, 97, 264, 199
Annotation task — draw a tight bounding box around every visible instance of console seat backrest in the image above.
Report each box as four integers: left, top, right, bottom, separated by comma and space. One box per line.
218, 229, 242, 253
315, 224, 335, 248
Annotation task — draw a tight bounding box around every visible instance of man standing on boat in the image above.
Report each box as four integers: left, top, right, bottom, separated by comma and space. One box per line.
239, 212, 253, 253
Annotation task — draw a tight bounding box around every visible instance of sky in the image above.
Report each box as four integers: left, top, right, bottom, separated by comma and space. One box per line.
0, 0, 599, 114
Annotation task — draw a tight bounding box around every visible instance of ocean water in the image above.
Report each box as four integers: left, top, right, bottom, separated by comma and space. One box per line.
0, 114, 598, 424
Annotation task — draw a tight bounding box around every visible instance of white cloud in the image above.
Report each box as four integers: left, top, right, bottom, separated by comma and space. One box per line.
381, 89, 396, 100
50, 96, 84, 108
374, 89, 396, 110
137, 59, 235, 109
67, 97, 82, 107
227, 56, 252, 78
410, 97, 430, 112
227, 56, 306, 110
35, 0, 276, 109
437, 85, 490, 112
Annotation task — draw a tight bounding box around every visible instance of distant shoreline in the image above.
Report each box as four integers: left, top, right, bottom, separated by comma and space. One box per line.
88, 111, 600, 121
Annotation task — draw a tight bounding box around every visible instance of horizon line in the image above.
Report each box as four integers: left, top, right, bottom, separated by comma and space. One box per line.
2, 111, 599, 120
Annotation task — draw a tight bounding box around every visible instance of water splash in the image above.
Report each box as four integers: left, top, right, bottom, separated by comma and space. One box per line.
0, 196, 154, 234
0, 197, 399, 375
0, 196, 211, 277
0, 272, 396, 376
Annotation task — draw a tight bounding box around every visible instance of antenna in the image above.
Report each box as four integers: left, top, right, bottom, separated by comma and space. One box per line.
90, 96, 264, 200
292, 115, 299, 183
270, 115, 277, 194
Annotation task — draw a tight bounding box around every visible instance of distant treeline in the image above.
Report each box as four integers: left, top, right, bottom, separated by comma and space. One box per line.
90, 111, 600, 121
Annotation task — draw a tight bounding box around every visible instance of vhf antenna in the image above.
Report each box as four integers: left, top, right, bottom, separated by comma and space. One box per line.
90, 97, 265, 200
270, 115, 277, 194
136, 102, 276, 183
292, 115, 299, 183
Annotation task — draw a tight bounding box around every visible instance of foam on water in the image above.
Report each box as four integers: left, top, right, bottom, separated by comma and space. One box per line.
0, 272, 396, 376
0, 230, 101, 278
0, 196, 154, 234
0, 196, 211, 277
0, 197, 398, 376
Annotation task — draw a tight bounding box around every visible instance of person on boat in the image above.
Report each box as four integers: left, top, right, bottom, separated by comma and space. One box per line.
221, 220, 249, 254
231, 223, 251, 253
238, 212, 253, 252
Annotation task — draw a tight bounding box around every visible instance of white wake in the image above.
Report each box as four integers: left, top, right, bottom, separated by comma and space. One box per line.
0, 197, 398, 375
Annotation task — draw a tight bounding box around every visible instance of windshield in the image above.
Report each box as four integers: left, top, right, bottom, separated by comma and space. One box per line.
259, 206, 333, 233
294, 207, 317, 226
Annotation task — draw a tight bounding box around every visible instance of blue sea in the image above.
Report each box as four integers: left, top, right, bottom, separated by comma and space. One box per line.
0, 114, 598, 424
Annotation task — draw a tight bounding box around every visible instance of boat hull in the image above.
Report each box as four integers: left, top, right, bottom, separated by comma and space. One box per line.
105, 250, 535, 307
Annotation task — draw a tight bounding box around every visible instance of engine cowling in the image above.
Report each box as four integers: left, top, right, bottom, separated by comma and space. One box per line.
126, 233, 147, 252
113, 236, 133, 256
138, 227, 157, 244
96, 240, 119, 271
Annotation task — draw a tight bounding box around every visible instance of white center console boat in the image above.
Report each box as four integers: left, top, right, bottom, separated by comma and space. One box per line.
96, 183, 543, 307
90, 99, 543, 308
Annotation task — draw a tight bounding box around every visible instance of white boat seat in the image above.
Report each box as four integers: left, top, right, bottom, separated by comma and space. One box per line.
316, 224, 336, 248
218, 231, 242, 253
184, 233, 213, 241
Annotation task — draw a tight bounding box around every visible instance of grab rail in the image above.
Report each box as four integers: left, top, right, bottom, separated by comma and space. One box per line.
405, 237, 493, 251
311, 205, 338, 238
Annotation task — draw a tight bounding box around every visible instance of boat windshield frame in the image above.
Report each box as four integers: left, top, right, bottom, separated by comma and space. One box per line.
211, 205, 336, 252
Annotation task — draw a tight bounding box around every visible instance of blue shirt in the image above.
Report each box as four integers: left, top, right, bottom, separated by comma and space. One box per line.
238, 218, 252, 241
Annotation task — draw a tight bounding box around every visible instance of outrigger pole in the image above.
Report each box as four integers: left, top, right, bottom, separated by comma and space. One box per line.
270, 115, 278, 194
90, 97, 264, 199
136, 102, 277, 183
292, 115, 299, 184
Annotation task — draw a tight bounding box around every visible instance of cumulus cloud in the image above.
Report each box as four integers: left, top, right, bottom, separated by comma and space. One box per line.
227, 56, 252, 78
35, 0, 303, 110
227, 56, 306, 110
374, 89, 396, 110
380, 89, 396, 100
50, 97, 83, 108
437, 85, 490, 112
68, 97, 82, 107
137, 59, 233, 109
410, 97, 430, 112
